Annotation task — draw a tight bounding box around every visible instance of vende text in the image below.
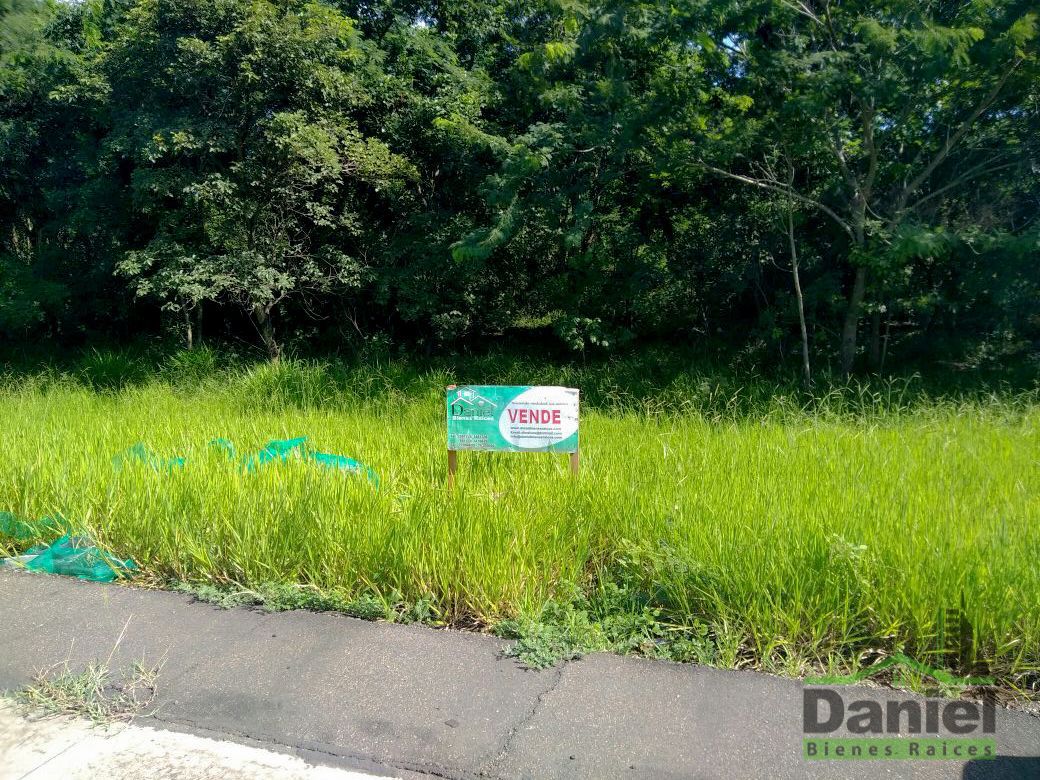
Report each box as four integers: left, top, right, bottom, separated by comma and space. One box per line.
508, 408, 561, 424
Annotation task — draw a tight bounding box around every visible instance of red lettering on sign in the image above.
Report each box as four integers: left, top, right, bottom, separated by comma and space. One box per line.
507, 407, 564, 425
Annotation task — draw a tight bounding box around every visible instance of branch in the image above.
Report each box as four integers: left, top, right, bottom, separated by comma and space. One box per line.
720, 39, 744, 58
893, 58, 1024, 217
860, 100, 878, 202
698, 162, 854, 238
905, 158, 1018, 212
822, 0, 840, 50
780, 0, 823, 26
828, 123, 859, 197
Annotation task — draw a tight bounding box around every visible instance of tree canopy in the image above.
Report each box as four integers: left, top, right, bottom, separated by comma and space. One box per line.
1, 0, 1037, 372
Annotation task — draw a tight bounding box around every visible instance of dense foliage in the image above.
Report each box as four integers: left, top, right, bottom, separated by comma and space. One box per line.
2, 0, 1038, 375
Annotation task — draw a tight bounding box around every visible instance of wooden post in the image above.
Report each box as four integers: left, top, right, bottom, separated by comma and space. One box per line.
569, 448, 580, 477
447, 449, 458, 490
446, 384, 457, 489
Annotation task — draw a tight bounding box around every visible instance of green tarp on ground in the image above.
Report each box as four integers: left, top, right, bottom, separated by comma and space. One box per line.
21, 534, 137, 582
210, 437, 380, 485
1, 514, 135, 583
2, 436, 376, 581
114, 436, 379, 485
112, 443, 187, 472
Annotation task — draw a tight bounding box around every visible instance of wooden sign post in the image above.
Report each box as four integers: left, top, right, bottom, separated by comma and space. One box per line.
446, 384, 580, 487
447, 446, 458, 490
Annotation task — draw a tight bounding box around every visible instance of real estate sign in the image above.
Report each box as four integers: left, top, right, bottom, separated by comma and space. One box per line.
446, 386, 579, 453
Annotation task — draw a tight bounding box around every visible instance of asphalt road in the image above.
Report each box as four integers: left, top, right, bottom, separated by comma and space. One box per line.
1, 570, 1037, 779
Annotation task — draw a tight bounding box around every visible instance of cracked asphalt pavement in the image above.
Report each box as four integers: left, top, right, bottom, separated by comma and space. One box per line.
1, 570, 1038, 779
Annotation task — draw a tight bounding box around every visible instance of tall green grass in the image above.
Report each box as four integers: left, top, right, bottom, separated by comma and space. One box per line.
1, 350, 1038, 692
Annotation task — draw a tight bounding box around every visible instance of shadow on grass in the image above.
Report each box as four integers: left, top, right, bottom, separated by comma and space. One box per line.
1, 342, 1036, 419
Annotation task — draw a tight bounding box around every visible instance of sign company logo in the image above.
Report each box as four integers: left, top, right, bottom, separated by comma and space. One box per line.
803, 604, 997, 761
448, 388, 497, 421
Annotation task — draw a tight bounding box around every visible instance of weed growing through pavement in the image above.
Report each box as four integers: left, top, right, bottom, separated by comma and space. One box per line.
18, 660, 162, 725
172, 580, 441, 624
16, 619, 164, 724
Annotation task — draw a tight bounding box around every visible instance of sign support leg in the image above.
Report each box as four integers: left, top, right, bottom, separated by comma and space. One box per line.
569, 449, 580, 477
447, 449, 458, 490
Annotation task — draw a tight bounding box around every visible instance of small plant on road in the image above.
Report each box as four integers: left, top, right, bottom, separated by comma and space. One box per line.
17, 659, 162, 725
16, 619, 163, 725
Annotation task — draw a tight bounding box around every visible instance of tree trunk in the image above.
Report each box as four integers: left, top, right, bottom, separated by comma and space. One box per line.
840, 266, 867, 378
880, 318, 891, 374
786, 207, 811, 388
185, 309, 194, 351
194, 305, 203, 347
255, 306, 281, 362
868, 309, 882, 372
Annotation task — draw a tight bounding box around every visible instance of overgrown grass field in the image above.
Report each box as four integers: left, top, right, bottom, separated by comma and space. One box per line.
2, 348, 1038, 694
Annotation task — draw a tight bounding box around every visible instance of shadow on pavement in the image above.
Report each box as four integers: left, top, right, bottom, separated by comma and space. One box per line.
963, 756, 1040, 779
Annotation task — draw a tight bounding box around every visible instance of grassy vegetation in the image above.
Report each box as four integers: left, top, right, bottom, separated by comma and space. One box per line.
1, 347, 1038, 696
15, 619, 162, 724
16, 660, 161, 724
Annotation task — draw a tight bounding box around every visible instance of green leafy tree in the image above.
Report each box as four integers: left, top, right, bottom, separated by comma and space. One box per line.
0, 0, 63, 337
0, 0, 1036, 370
687, 0, 1039, 374
110, 0, 416, 358
448, 1, 734, 348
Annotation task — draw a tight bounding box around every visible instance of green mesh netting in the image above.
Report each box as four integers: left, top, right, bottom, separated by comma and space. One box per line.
115, 436, 379, 485
22, 534, 137, 582
2, 437, 376, 581
1, 514, 135, 583
112, 442, 187, 472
